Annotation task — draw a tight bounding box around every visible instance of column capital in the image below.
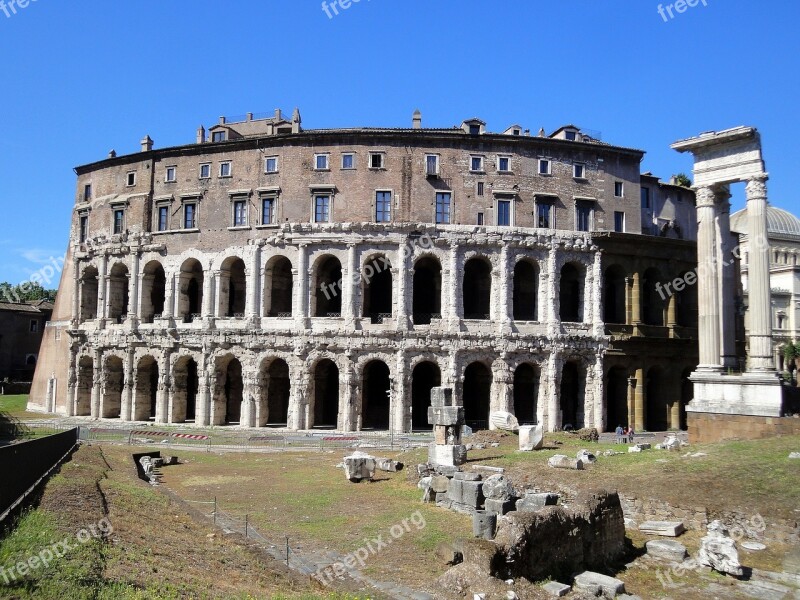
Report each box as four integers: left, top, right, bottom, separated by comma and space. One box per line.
745, 174, 769, 200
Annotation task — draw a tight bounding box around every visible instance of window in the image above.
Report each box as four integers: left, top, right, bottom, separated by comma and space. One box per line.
157, 206, 169, 231
641, 187, 651, 209
477, 182, 484, 196
29, 320, 38, 333
83, 184, 92, 201
199, 163, 211, 179
573, 163, 585, 179
212, 131, 226, 142
615, 181, 624, 197
435, 192, 451, 224
369, 152, 385, 169
219, 162, 232, 177
497, 199, 511, 226
233, 199, 247, 226
477, 212, 484, 226
538, 159, 551, 175
126, 171, 136, 186
314, 195, 331, 223
614, 211, 625, 233
471, 156, 484, 172
565, 130, 577, 141
79, 215, 88, 242
497, 156, 511, 172
576, 200, 594, 232
342, 153, 355, 169
537, 201, 552, 228
165, 166, 177, 182
113, 208, 125, 234
261, 197, 275, 225
184, 202, 197, 229
425, 154, 439, 176
265, 156, 278, 173
315, 154, 329, 170
469, 124, 480, 135
375, 191, 392, 222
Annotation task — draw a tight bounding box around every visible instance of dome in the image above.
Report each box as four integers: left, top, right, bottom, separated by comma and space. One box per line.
730, 206, 800, 239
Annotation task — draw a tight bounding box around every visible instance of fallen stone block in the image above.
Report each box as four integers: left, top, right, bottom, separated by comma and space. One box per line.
472, 465, 505, 474
374, 458, 403, 472
484, 497, 515, 515
490, 411, 520, 432
628, 443, 651, 453
789, 452, 800, 459
697, 520, 743, 577
639, 521, 685, 537
342, 451, 376, 482
482, 474, 515, 501
515, 493, 559, 512
472, 510, 497, 540
542, 581, 571, 597
519, 424, 544, 451
662, 435, 682, 450
646, 539, 688, 562
453, 471, 482, 481
548, 454, 584, 470
573, 571, 625, 597
576, 449, 597, 463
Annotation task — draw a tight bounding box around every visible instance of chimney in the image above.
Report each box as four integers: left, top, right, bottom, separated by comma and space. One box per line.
140, 135, 153, 152
196, 125, 206, 144
412, 109, 422, 129
275, 108, 282, 120
292, 107, 302, 133
538, 127, 546, 137
247, 112, 254, 121
524, 129, 531, 136
219, 116, 226, 125
108, 149, 117, 158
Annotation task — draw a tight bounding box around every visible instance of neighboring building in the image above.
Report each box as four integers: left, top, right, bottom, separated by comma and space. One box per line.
730, 206, 800, 369
28, 111, 698, 432
0, 300, 53, 381
639, 173, 698, 240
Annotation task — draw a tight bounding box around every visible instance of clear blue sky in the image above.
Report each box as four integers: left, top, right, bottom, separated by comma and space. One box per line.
0, 0, 797, 285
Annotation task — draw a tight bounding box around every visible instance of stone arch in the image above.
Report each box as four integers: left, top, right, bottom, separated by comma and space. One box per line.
560, 360, 584, 429
513, 363, 540, 424
362, 254, 393, 323
140, 260, 166, 323
178, 259, 204, 322
102, 355, 124, 419
412, 255, 442, 325
513, 259, 539, 321
310, 358, 339, 428
463, 257, 492, 320
646, 365, 669, 431
75, 355, 93, 416
605, 365, 629, 432
80, 265, 99, 321
107, 262, 130, 323
642, 267, 666, 326
603, 264, 627, 324
258, 357, 291, 426
263, 255, 293, 317
361, 360, 391, 430
134, 355, 159, 421
463, 361, 492, 429
219, 256, 247, 318
312, 255, 343, 317
215, 354, 243, 424
172, 355, 199, 423
411, 360, 441, 430
559, 262, 585, 323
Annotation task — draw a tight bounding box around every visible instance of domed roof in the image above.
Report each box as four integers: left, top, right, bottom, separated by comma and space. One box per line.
730, 206, 800, 239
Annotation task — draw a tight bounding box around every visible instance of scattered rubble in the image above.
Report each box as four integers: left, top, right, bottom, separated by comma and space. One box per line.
342, 451, 376, 482
639, 521, 686, 537
542, 581, 571, 597
646, 539, 688, 561
628, 443, 652, 453
518, 424, 544, 451
576, 449, 597, 463
490, 411, 520, 432
573, 571, 626, 597
697, 520, 743, 577
547, 454, 584, 470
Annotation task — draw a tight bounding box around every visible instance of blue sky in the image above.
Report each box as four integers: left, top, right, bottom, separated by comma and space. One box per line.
0, 0, 797, 285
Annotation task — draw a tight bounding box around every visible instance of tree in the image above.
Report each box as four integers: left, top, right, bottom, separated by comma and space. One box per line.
673, 173, 692, 187
0, 282, 57, 304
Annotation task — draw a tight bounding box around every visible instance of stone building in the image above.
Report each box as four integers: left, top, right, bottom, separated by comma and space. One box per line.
0, 300, 53, 382
28, 111, 699, 432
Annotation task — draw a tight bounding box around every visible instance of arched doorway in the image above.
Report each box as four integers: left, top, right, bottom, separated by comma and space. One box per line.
140, 261, 166, 323
264, 256, 293, 317
219, 257, 247, 318
559, 263, 583, 322
173, 356, 198, 423
261, 358, 290, 426
603, 265, 627, 324
102, 356, 124, 418
313, 256, 343, 317
411, 361, 441, 430
80, 267, 99, 321
134, 356, 159, 421
463, 258, 492, 320
178, 259, 204, 322
75, 356, 93, 416
412, 256, 442, 325
313, 359, 339, 428
605, 366, 629, 432
642, 268, 666, 326
218, 357, 243, 424
463, 362, 491, 429
560, 361, 582, 429
513, 260, 539, 321
363, 256, 393, 324
513, 363, 539, 424
362, 361, 391, 430
107, 263, 129, 323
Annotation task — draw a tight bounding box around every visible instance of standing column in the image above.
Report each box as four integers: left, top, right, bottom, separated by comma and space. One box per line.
745, 175, 776, 371
91, 349, 102, 418
591, 250, 604, 336
393, 352, 408, 433
546, 244, 559, 336
546, 352, 561, 432
496, 246, 512, 330
592, 353, 604, 431
627, 374, 636, 431
631, 271, 642, 329
295, 244, 309, 328
716, 191, 737, 368
155, 352, 170, 424
634, 366, 645, 432
625, 276, 633, 325
395, 245, 409, 330
447, 244, 461, 326
340, 357, 356, 432
162, 271, 176, 320
98, 254, 108, 326
246, 245, 262, 321
490, 358, 513, 424
213, 270, 223, 318
343, 243, 358, 325
694, 186, 722, 370
121, 350, 134, 421
202, 270, 214, 319
66, 348, 78, 417
128, 251, 140, 322
667, 294, 678, 331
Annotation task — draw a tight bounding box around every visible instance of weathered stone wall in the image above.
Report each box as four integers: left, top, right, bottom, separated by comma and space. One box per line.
688, 412, 800, 443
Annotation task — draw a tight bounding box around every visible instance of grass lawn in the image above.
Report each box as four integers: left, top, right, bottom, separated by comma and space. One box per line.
0, 394, 50, 420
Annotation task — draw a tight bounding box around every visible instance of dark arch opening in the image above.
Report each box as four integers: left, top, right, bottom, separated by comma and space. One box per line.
560, 361, 581, 429
221, 257, 247, 318
463, 258, 491, 320
513, 363, 539, 424
80, 267, 99, 321
412, 257, 442, 325
173, 357, 198, 423
642, 267, 665, 326
646, 366, 668, 431
603, 265, 627, 324
108, 263, 130, 323
463, 362, 492, 430
266, 359, 290, 425
314, 256, 343, 317
676, 272, 698, 327
266, 257, 293, 317
605, 366, 629, 432
102, 356, 124, 419
141, 261, 166, 323
76, 356, 93, 416
179, 259, 204, 322
224, 358, 243, 424
314, 359, 339, 428
134, 356, 159, 421
411, 361, 441, 430
559, 263, 583, 322
680, 368, 693, 430
362, 361, 391, 430
513, 261, 539, 321
363, 256, 393, 324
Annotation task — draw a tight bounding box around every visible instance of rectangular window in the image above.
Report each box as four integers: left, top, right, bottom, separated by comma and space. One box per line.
497, 199, 511, 226
573, 163, 585, 179
565, 130, 577, 141
614, 181, 624, 197
113, 208, 125, 234
538, 159, 551, 175
375, 191, 392, 222
435, 192, 451, 224
262, 197, 275, 225
498, 156, 511, 172
157, 206, 169, 231
471, 156, 484, 172
83, 184, 92, 201
199, 163, 211, 179
212, 131, 226, 142
30, 320, 38, 333
477, 212, 484, 226
469, 124, 480, 135
165, 166, 177, 182
425, 154, 439, 176
641, 187, 651, 209
219, 162, 232, 177
341, 153, 355, 169
79, 215, 88, 242
126, 172, 136, 186
315, 154, 329, 170
184, 203, 197, 229
614, 211, 625, 233
537, 202, 552, 228
576, 200, 594, 232
477, 182, 484, 196
265, 156, 278, 173
233, 199, 247, 226
314, 195, 331, 223
369, 153, 385, 169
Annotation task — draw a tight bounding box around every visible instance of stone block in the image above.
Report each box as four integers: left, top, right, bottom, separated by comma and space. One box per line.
490, 411, 519, 432
628, 443, 652, 453
374, 458, 403, 472
547, 454, 584, 470
542, 581, 571, 597
428, 406, 464, 426
576, 449, 596, 463
646, 539, 688, 562
430, 386, 453, 408
453, 471, 482, 481
519, 424, 544, 451
472, 510, 497, 540
434, 465, 461, 477
428, 443, 467, 467
431, 475, 451, 493
697, 520, 743, 577
515, 493, 559, 512
484, 497, 516, 515
482, 474, 515, 501
447, 478, 484, 509
573, 571, 625, 597
639, 521, 685, 537
342, 451, 376, 482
